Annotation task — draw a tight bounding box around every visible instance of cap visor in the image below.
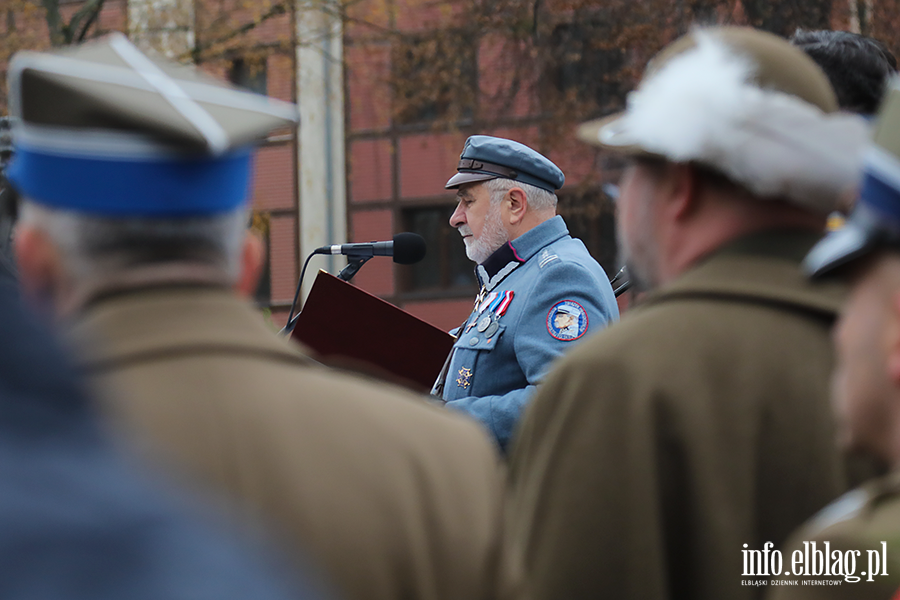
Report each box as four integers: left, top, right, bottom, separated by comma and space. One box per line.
445, 171, 500, 189
803, 221, 877, 278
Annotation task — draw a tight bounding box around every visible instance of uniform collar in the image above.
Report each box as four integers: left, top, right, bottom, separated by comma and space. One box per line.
66, 286, 312, 371
475, 215, 569, 290
509, 215, 569, 262
65, 263, 232, 317
641, 229, 845, 318
806, 468, 898, 533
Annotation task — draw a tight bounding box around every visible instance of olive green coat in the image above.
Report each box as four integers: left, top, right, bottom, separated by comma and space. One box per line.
767, 472, 900, 600
507, 231, 866, 600
68, 285, 512, 600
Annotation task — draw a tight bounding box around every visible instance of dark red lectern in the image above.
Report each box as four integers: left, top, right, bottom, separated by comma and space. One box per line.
290, 270, 456, 393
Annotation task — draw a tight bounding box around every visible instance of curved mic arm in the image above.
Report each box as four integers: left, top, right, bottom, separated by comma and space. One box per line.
337, 256, 371, 282
280, 251, 317, 336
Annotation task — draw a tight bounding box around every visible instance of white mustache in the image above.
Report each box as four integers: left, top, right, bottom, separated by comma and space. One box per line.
458, 225, 473, 237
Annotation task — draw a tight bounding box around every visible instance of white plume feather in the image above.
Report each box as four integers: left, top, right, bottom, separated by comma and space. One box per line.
619, 31, 870, 213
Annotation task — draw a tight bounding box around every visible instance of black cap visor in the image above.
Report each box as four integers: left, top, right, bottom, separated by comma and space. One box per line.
804, 213, 882, 278
445, 171, 501, 189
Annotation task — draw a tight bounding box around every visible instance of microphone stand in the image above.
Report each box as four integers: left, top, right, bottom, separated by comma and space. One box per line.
337, 256, 371, 282
280, 232, 424, 336
280, 253, 374, 337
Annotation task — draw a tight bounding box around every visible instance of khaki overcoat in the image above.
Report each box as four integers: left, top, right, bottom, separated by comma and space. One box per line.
767, 471, 900, 600
507, 231, 870, 600
68, 285, 511, 600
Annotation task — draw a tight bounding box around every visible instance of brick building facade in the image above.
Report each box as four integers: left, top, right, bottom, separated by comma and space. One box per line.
2, 0, 869, 330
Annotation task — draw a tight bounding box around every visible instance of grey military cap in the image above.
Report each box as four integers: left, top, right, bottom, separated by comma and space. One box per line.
445, 135, 565, 192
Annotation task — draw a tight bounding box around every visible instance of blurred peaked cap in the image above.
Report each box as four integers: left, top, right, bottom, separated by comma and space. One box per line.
445, 135, 565, 192
5, 33, 299, 216
9, 32, 298, 153
577, 26, 838, 152
805, 78, 900, 278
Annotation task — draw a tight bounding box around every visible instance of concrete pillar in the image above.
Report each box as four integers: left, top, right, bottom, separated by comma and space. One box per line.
848, 0, 875, 34
296, 0, 347, 298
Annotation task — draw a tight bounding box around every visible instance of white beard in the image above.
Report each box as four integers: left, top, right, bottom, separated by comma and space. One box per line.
460, 204, 509, 264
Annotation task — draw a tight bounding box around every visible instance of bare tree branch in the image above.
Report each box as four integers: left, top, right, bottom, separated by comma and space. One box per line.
68, 0, 106, 43
40, 0, 64, 46
187, 1, 289, 62
73, 0, 105, 42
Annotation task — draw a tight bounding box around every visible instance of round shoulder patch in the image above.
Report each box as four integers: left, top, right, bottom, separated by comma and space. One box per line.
547, 300, 588, 341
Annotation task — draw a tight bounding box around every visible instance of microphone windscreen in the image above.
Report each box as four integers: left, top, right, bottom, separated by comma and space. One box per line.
392, 232, 427, 264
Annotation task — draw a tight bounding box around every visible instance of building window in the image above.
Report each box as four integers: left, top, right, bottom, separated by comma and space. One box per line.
392, 32, 477, 125
401, 205, 476, 294
556, 188, 618, 275
544, 19, 625, 111
399, 193, 616, 295
229, 56, 268, 95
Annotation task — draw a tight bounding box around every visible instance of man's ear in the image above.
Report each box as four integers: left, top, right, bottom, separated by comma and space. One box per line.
506, 187, 528, 225
234, 231, 265, 298
666, 163, 701, 221
887, 291, 900, 385
14, 224, 66, 310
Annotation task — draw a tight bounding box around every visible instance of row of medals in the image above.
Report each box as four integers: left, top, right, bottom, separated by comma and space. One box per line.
466, 289, 502, 340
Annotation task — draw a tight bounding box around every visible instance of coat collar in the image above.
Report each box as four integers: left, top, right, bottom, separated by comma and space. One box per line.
475, 215, 569, 290
67, 286, 312, 371
640, 229, 846, 319
806, 468, 900, 533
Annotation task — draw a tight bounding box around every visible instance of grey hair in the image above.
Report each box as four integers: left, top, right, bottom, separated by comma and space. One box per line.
18, 201, 248, 282
484, 178, 558, 211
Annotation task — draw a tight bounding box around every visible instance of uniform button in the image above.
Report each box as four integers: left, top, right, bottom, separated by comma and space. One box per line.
469, 336, 479, 345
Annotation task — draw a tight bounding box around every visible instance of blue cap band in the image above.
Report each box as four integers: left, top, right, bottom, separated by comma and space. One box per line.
857, 168, 900, 232
7, 146, 253, 216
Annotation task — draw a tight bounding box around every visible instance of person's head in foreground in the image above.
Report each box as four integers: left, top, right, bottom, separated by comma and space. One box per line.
577, 26, 869, 291
5, 33, 298, 318
446, 135, 564, 264
804, 77, 900, 467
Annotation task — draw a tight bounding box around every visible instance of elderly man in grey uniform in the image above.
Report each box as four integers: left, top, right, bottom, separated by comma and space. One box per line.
436, 135, 618, 450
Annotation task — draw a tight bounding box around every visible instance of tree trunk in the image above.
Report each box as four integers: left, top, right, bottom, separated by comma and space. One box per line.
741, 0, 833, 36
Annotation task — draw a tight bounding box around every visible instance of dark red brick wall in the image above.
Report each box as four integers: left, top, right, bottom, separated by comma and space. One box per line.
349, 139, 393, 202
404, 298, 474, 332
345, 44, 392, 132
253, 144, 295, 212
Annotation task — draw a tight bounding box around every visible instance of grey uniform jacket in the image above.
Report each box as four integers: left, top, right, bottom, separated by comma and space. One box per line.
443, 216, 618, 450
68, 284, 514, 600
507, 230, 874, 600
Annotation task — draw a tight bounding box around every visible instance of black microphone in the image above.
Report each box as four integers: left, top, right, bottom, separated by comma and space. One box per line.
281, 232, 427, 336
315, 232, 426, 265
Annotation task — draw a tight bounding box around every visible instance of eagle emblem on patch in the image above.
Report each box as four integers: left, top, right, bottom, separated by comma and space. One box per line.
547, 300, 588, 341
